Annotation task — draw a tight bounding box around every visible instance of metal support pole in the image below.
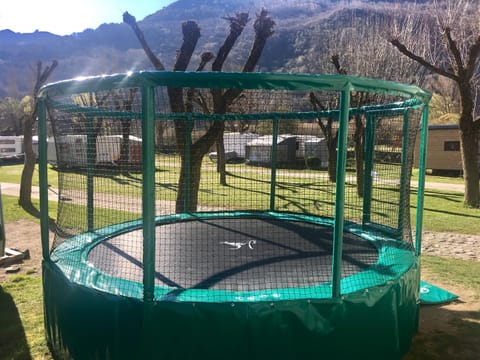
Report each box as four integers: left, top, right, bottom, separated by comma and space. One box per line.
86, 116, 95, 232
398, 110, 411, 235
415, 105, 430, 256
184, 116, 193, 213
141, 86, 156, 303
38, 98, 51, 261
0, 184, 6, 257
332, 88, 351, 299
362, 113, 376, 226
270, 118, 280, 211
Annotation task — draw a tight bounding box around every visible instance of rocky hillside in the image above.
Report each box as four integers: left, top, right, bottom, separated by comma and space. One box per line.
0, 0, 426, 98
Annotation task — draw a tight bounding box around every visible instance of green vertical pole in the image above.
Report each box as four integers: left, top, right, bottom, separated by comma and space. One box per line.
398, 110, 411, 235
141, 85, 156, 303
184, 116, 193, 213
0, 185, 6, 258
86, 116, 95, 232
38, 98, 51, 261
362, 112, 376, 226
270, 118, 280, 211
332, 88, 351, 299
415, 105, 430, 256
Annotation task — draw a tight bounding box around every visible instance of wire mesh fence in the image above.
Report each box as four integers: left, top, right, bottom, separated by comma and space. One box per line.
40, 72, 429, 301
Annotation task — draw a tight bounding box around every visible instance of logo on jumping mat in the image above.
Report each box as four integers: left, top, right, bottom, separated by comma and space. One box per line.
220, 240, 256, 250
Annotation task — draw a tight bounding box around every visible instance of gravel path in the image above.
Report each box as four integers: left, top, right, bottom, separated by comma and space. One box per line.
422, 231, 480, 261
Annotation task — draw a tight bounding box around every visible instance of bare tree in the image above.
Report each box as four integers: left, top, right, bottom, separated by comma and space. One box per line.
307, 11, 424, 190
309, 91, 339, 182
389, 0, 480, 207
330, 54, 369, 196
123, 10, 274, 212
19, 60, 58, 209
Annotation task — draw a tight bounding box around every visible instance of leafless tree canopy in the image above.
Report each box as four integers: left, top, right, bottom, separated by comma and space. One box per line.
389, 0, 480, 207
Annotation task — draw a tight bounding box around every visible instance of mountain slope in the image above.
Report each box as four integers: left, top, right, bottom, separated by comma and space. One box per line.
0, 0, 420, 98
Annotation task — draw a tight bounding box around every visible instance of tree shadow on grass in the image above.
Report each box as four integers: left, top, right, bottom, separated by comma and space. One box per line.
0, 286, 32, 360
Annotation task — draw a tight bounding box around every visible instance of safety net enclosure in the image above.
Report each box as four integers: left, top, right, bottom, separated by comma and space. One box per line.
38, 71, 430, 360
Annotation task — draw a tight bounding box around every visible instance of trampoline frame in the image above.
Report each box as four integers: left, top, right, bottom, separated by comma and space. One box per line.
51, 211, 415, 302
37, 71, 431, 359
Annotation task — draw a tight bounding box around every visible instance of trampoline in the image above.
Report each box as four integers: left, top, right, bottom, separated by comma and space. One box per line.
38, 72, 430, 360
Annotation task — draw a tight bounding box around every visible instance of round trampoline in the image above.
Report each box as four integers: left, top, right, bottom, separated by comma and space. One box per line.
38, 72, 430, 360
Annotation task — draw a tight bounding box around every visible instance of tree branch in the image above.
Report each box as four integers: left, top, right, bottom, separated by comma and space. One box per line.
198, 52, 215, 71
242, 9, 275, 73
123, 12, 165, 70
34, 60, 58, 96
465, 35, 480, 79
212, 13, 250, 71
185, 52, 215, 113
173, 21, 201, 71
473, 117, 480, 132
224, 9, 275, 104
442, 27, 464, 74
389, 38, 459, 81
330, 54, 347, 75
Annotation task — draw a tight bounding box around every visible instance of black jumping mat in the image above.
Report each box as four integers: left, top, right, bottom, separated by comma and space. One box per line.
88, 218, 379, 291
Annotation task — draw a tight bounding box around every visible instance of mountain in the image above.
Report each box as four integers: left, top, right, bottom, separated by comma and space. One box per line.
0, 0, 424, 98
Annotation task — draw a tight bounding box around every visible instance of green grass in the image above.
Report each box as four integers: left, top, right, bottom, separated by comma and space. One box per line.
0, 164, 59, 188
0, 276, 52, 360
411, 168, 464, 185
1, 161, 478, 360
422, 255, 480, 300
417, 189, 480, 234
1, 194, 57, 223
2, 159, 479, 234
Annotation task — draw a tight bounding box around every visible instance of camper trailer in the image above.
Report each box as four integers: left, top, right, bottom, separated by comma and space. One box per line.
414, 124, 480, 173
48, 135, 142, 168
0, 136, 23, 159
208, 132, 259, 163
245, 135, 298, 167
304, 138, 328, 169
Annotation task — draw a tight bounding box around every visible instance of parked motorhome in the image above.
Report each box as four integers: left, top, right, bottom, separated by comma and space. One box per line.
414, 124, 480, 173
32, 136, 57, 163
303, 137, 328, 169
245, 135, 298, 167
45, 135, 142, 167
244, 134, 328, 168
0, 136, 23, 159
208, 132, 259, 162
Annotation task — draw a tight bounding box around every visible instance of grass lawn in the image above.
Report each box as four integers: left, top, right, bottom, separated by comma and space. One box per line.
0, 161, 479, 359
1, 160, 479, 235
0, 276, 51, 360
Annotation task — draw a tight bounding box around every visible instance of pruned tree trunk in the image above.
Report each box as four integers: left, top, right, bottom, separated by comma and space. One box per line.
327, 136, 337, 183
124, 10, 274, 212
176, 151, 204, 212
216, 127, 227, 185
118, 89, 137, 173
19, 60, 58, 209
119, 119, 131, 171
354, 114, 365, 197
331, 54, 366, 196
309, 92, 338, 183
459, 87, 480, 207
19, 119, 36, 207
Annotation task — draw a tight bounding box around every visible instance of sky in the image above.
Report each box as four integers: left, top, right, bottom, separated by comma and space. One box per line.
0, 0, 177, 35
